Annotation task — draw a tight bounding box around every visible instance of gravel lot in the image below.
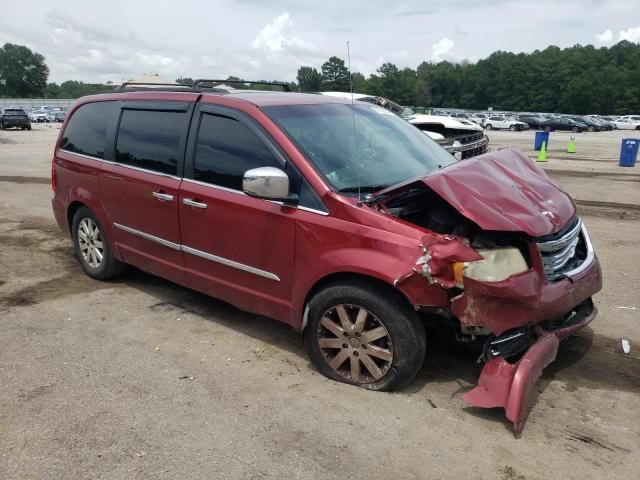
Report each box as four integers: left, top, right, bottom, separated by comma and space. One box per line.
1, 125, 639, 480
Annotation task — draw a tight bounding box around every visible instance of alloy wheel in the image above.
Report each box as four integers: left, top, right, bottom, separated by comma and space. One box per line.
78, 218, 105, 268
317, 304, 393, 384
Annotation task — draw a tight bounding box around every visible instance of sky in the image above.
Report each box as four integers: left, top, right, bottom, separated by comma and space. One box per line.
1, 0, 639, 84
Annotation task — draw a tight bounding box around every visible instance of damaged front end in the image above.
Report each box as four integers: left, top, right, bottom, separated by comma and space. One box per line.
376, 149, 603, 436
462, 299, 597, 437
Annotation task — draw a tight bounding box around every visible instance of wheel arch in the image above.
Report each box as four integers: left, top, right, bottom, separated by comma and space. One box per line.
65, 196, 123, 261
300, 271, 417, 332
66, 200, 86, 232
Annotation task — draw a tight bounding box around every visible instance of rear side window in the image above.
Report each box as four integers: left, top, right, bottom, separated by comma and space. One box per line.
194, 113, 281, 190
115, 109, 185, 176
61, 101, 118, 158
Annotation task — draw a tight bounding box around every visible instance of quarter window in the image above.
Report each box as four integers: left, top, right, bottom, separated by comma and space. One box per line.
61, 101, 118, 158
115, 109, 185, 176
194, 113, 281, 190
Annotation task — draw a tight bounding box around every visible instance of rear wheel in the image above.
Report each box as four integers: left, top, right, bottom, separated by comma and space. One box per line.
72, 207, 127, 280
26, 124, 32, 131
572, 127, 579, 133
588, 126, 594, 132
304, 280, 426, 391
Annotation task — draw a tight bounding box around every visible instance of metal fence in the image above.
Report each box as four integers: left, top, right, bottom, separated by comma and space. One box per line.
1, 98, 76, 109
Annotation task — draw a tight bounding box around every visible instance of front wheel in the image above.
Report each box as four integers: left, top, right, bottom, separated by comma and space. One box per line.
485, 124, 492, 130
304, 281, 426, 391
72, 207, 127, 280
509, 125, 517, 131
572, 127, 579, 133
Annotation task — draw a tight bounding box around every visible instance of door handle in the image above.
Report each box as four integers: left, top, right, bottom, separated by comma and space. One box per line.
183, 198, 208, 209
152, 191, 174, 202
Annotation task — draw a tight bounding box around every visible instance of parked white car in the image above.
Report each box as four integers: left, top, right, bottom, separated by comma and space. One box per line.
469, 113, 487, 124
617, 115, 640, 122
614, 118, 640, 130
482, 115, 529, 131
29, 111, 49, 123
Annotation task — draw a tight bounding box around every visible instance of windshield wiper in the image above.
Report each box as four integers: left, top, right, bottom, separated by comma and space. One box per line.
338, 185, 389, 194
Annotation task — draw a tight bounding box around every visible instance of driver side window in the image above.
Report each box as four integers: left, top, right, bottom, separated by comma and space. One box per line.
194, 113, 281, 191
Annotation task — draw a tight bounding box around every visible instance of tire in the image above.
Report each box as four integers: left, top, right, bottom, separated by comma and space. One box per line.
588, 126, 594, 132
304, 280, 426, 391
72, 206, 127, 280
485, 124, 492, 130
572, 127, 579, 133
635, 126, 640, 130
509, 125, 517, 131
545, 125, 552, 132
26, 124, 32, 131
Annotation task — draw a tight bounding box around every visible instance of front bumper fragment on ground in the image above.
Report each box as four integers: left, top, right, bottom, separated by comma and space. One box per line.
461, 302, 597, 437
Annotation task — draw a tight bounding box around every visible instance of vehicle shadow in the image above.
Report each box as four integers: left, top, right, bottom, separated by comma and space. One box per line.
120, 267, 307, 359
118, 267, 619, 434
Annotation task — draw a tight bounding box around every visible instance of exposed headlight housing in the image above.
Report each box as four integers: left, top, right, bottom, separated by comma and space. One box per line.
454, 247, 529, 287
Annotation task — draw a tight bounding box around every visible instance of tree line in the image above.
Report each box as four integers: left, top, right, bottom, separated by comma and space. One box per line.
2, 41, 640, 114
297, 42, 640, 114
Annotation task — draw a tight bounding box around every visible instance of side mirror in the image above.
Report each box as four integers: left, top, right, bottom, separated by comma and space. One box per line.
243, 167, 298, 205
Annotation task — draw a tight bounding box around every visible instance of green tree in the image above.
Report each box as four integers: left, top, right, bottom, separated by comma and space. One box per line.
0, 43, 49, 97
45, 80, 113, 98
297, 66, 322, 91
321, 56, 350, 91
351, 72, 368, 92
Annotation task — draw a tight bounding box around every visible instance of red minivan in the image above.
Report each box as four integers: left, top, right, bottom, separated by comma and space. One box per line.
52, 83, 602, 434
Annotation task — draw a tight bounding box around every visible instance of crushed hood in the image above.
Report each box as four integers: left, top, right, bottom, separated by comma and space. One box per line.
381, 148, 576, 237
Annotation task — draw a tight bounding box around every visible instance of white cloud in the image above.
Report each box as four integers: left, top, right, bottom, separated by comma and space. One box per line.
596, 26, 640, 45
431, 37, 455, 61
618, 26, 640, 43
251, 12, 314, 53
596, 29, 613, 44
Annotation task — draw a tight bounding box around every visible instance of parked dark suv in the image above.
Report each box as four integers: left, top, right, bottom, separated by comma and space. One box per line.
0, 107, 31, 130
52, 81, 602, 435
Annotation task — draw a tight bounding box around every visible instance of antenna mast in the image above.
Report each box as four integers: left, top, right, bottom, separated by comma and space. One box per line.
346, 41, 361, 202
347, 41, 354, 104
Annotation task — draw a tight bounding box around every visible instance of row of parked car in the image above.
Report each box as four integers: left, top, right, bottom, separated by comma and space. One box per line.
0, 106, 68, 130
438, 111, 640, 132
26, 106, 68, 123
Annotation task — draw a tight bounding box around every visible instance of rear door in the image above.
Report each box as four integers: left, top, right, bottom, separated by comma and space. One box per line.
100, 100, 193, 284
178, 104, 299, 321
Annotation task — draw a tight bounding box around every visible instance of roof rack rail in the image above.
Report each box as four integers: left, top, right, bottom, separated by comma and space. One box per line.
192, 79, 292, 92
116, 81, 192, 90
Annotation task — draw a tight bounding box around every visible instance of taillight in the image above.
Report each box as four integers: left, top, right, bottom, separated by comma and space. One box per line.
51, 156, 57, 192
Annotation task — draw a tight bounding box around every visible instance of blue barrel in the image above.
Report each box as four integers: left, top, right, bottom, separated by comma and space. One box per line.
534, 131, 550, 151
619, 138, 639, 167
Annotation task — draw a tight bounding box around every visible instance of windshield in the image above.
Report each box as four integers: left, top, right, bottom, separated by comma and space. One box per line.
264, 103, 457, 193
4, 109, 25, 115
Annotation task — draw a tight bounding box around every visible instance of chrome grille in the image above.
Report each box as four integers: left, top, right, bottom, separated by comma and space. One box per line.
536, 217, 588, 281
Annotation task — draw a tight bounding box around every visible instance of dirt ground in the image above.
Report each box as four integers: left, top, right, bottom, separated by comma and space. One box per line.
1, 125, 639, 480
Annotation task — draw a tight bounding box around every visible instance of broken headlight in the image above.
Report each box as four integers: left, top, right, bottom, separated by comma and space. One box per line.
454, 247, 528, 287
